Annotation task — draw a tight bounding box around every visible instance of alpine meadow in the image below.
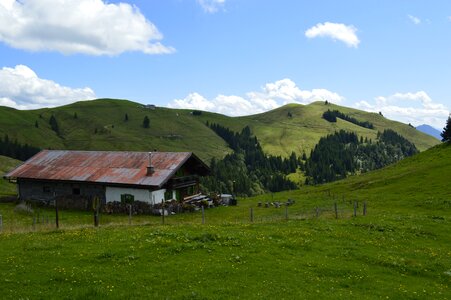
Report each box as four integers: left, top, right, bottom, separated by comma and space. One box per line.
1, 1, 451, 299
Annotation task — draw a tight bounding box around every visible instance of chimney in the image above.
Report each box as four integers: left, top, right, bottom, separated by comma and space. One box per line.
147, 152, 155, 175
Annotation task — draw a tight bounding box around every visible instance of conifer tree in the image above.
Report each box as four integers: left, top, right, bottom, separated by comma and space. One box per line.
441, 116, 451, 142
49, 115, 59, 135
143, 116, 150, 128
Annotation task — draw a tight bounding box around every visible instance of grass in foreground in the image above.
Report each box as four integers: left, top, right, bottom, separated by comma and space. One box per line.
0, 216, 449, 299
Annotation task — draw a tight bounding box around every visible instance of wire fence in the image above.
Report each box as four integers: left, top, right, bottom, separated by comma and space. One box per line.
0, 200, 368, 234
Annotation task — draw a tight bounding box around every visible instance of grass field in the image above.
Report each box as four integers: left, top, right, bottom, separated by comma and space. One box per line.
0, 144, 449, 299
0, 99, 439, 162
0, 155, 21, 197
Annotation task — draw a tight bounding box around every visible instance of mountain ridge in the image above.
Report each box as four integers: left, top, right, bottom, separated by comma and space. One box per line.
416, 124, 441, 140
0, 99, 440, 162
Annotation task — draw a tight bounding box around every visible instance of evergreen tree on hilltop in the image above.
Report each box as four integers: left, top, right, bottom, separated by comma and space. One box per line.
143, 116, 150, 128
49, 115, 59, 135
441, 116, 451, 142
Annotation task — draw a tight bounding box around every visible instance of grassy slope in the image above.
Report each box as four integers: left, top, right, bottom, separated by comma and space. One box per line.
0, 144, 449, 299
0, 155, 21, 197
190, 101, 439, 156
235, 102, 437, 155
0, 100, 439, 162
0, 99, 230, 163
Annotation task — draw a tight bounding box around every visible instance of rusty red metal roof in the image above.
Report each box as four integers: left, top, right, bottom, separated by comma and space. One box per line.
4, 150, 209, 188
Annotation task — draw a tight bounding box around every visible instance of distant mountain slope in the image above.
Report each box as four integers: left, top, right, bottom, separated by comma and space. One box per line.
416, 124, 441, 140
0, 99, 440, 162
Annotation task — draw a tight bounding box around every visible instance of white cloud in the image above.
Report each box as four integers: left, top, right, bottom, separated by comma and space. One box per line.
168, 79, 343, 116
197, 0, 225, 13
0, 0, 174, 55
305, 22, 360, 48
0, 65, 96, 110
408, 15, 421, 25
354, 91, 449, 129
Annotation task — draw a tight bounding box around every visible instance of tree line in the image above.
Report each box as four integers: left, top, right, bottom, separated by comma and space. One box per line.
0, 135, 41, 161
323, 109, 374, 129
201, 123, 300, 196
304, 129, 418, 184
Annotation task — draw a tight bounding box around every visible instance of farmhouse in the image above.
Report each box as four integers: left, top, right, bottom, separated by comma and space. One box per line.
4, 150, 209, 209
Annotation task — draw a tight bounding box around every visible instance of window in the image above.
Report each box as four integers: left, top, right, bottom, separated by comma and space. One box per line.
164, 190, 172, 200
43, 186, 51, 193
121, 194, 134, 204
72, 187, 80, 195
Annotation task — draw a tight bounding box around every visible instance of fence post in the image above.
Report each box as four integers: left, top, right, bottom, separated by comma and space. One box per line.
250, 207, 254, 223
55, 199, 59, 229
202, 206, 205, 224
334, 202, 338, 219
128, 204, 132, 225
161, 203, 165, 225
363, 201, 367, 216
315, 207, 319, 218
353, 201, 357, 217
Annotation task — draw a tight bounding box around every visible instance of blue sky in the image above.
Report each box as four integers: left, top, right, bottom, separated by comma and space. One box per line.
0, 0, 450, 129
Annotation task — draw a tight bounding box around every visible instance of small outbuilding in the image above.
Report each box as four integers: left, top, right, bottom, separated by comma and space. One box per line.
4, 150, 209, 209
220, 194, 237, 206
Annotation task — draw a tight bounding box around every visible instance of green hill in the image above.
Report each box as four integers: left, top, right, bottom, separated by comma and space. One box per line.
251, 142, 451, 215
0, 155, 21, 197
0, 99, 439, 162
0, 99, 230, 163
199, 102, 438, 156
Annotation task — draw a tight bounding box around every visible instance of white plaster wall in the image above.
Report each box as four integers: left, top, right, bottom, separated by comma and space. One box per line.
105, 186, 166, 205
151, 189, 166, 204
